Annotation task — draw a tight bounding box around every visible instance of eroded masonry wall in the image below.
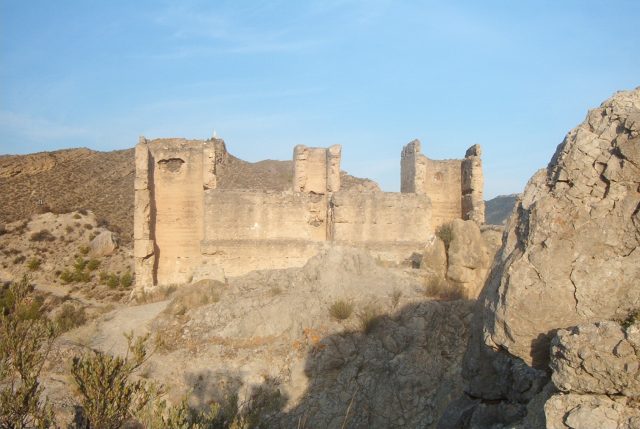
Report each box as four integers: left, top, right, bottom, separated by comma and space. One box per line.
135, 137, 482, 288
203, 190, 327, 242
331, 191, 433, 242
400, 139, 484, 227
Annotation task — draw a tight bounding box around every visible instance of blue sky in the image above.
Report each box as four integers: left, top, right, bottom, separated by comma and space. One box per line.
1, 1, 638, 198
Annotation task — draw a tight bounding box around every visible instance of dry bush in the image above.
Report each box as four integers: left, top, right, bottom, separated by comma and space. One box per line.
425, 277, 466, 301
27, 257, 41, 271
133, 285, 178, 305
163, 280, 223, 317
72, 333, 153, 429
30, 229, 55, 242
329, 300, 354, 320
0, 276, 57, 428
86, 259, 100, 272
390, 289, 402, 309
436, 223, 453, 250
358, 304, 383, 334
55, 303, 87, 332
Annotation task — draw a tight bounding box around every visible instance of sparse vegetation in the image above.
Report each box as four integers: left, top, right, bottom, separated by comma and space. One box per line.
620, 309, 640, 329
79, 245, 90, 256
55, 303, 87, 332
329, 299, 354, 320
27, 257, 41, 271
65, 225, 74, 234
0, 276, 57, 428
120, 271, 133, 289
390, 289, 402, 309
71, 333, 153, 429
86, 258, 101, 272
436, 223, 453, 250
358, 304, 383, 334
73, 213, 82, 219
13, 255, 26, 265
0, 225, 6, 236
425, 277, 466, 301
30, 229, 55, 242
60, 257, 93, 284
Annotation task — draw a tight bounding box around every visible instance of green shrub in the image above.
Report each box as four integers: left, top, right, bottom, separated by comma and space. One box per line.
86, 259, 101, 272
120, 271, 133, 289
72, 333, 153, 429
0, 276, 57, 428
55, 303, 87, 332
358, 304, 383, 334
13, 255, 26, 265
73, 213, 82, 219
329, 300, 354, 320
79, 245, 90, 256
436, 223, 453, 250
27, 258, 41, 271
106, 274, 120, 289
30, 230, 55, 242
74, 257, 88, 272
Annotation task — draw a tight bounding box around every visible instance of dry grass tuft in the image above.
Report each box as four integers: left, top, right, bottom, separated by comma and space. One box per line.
425, 277, 466, 301
329, 300, 354, 321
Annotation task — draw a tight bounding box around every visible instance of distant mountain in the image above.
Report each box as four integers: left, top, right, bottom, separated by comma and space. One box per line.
0, 144, 378, 242
485, 194, 519, 225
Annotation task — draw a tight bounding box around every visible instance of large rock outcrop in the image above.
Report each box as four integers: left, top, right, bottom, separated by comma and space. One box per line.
483, 87, 640, 367
442, 87, 640, 428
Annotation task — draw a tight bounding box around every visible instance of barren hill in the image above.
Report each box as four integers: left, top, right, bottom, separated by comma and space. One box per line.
0, 144, 379, 242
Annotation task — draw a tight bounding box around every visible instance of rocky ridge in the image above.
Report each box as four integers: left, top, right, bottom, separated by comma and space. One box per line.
442, 88, 640, 428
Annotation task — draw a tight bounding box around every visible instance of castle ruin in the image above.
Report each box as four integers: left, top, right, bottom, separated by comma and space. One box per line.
134, 137, 484, 289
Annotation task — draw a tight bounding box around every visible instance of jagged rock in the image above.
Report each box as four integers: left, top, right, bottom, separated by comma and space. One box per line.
446, 219, 491, 298
550, 321, 640, 397
544, 393, 640, 429
481, 88, 640, 367
89, 230, 118, 257
441, 88, 640, 428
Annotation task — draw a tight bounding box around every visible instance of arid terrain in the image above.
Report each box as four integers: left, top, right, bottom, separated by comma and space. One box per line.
1, 87, 639, 428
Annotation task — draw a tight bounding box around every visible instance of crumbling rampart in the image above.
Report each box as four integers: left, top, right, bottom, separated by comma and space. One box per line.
135, 137, 484, 288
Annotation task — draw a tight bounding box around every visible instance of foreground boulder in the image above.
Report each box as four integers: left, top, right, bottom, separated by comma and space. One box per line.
442, 87, 640, 427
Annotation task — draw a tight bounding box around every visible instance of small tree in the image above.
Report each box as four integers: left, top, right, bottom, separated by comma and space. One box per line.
71, 333, 152, 429
0, 276, 57, 429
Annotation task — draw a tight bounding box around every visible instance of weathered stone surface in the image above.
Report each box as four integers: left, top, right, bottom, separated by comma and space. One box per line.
545, 393, 640, 429
446, 219, 491, 298
481, 88, 640, 367
89, 231, 118, 257
293, 145, 341, 194
421, 235, 447, 278
461, 144, 485, 224
550, 321, 640, 397
441, 88, 640, 428
400, 139, 482, 228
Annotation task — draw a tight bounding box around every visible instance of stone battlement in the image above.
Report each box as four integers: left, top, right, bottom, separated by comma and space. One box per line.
134, 137, 484, 289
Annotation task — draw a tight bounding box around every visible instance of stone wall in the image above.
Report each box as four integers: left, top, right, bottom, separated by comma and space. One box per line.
331, 191, 432, 243
203, 190, 327, 242
400, 139, 484, 227
135, 136, 484, 289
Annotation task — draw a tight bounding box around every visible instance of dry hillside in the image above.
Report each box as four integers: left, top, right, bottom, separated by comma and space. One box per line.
0, 145, 379, 243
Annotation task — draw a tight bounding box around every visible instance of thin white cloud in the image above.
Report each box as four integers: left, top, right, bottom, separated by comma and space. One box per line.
0, 111, 88, 142
147, 2, 322, 58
